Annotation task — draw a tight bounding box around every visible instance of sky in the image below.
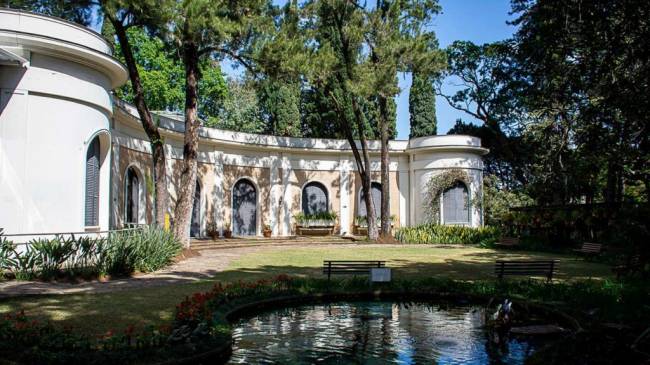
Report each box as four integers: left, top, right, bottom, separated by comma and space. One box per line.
396, 0, 516, 138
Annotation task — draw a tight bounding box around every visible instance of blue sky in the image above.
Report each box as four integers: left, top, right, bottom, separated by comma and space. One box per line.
397, 0, 516, 138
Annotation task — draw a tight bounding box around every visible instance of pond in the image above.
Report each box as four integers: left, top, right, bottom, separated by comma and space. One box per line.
227, 301, 542, 364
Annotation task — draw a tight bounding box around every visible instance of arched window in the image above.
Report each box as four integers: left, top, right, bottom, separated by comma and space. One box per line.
84, 137, 100, 226
190, 180, 201, 237
125, 167, 140, 224
232, 179, 257, 236
443, 181, 470, 224
358, 182, 382, 217
302, 182, 329, 215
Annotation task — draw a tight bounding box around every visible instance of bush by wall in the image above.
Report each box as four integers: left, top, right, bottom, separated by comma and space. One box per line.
0, 227, 181, 281
394, 224, 501, 246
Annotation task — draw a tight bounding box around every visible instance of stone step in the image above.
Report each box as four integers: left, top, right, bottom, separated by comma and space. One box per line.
190, 235, 363, 250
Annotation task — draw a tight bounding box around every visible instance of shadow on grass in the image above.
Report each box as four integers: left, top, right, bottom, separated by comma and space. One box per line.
0, 252, 614, 335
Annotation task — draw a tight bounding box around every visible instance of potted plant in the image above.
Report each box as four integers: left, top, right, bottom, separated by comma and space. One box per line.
263, 224, 272, 238
223, 221, 232, 238
206, 222, 219, 240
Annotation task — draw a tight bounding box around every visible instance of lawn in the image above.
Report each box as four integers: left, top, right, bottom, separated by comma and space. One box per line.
0, 245, 612, 335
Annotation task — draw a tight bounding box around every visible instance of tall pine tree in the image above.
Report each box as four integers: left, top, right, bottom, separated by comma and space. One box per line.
409, 72, 437, 137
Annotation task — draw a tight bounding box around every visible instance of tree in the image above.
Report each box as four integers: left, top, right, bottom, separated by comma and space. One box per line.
112, 28, 227, 119
363, 0, 444, 237
511, 0, 650, 203
305, 0, 379, 239
258, 78, 302, 137
437, 40, 529, 190
167, 0, 268, 246
101, 0, 173, 228
409, 72, 437, 137
205, 78, 264, 133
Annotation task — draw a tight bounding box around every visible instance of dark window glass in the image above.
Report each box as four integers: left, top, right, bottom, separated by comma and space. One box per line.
302, 182, 329, 215
125, 167, 139, 224
84, 137, 100, 226
443, 182, 470, 224
190, 180, 201, 237
233, 179, 257, 236
359, 182, 382, 217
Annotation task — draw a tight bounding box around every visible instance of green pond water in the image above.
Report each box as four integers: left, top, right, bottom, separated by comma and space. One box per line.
227, 301, 541, 364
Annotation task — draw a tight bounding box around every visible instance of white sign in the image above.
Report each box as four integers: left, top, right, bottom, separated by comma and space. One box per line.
370, 268, 392, 282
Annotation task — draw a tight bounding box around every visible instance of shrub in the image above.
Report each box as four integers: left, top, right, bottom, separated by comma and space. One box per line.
0, 231, 17, 278
395, 224, 501, 245
0, 227, 181, 280
100, 227, 181, 277
30, 235, 76, 280
294, 211, 338, 224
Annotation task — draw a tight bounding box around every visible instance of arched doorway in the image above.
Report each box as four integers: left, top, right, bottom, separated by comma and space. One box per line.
358, 182, 382, 218
124, 167, 140, 224
442, 181, 470, 225
232, 179, 257, 236
302, 181, 329, 215
190, 180, 201, 237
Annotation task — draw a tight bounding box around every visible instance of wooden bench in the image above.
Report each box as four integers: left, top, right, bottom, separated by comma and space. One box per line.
323, 260, 386, 281
494, 237, 520, 248
495, 260, 559, 282
612, 255, 642, 279
573, 242, 603, 257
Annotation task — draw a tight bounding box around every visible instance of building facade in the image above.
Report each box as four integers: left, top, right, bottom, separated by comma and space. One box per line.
1, 9, 488, 239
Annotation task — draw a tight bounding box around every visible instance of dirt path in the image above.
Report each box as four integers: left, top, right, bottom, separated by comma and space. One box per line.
0, 246, 259, 297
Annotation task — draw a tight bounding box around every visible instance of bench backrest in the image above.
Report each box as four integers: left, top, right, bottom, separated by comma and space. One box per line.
323, 260, 385, 275
495, 260, 559, 280
499, 237, 520, 244
580, 242, 602, 252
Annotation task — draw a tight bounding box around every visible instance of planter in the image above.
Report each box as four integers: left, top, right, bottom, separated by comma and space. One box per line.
297, 219, 335, 228
263, 229, 272, 238
223, 230, 232, 239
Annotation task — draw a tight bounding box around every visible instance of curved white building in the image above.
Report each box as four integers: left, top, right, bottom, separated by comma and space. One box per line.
1, 9, 488, 239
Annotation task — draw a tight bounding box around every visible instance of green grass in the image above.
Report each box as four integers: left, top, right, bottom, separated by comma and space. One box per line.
0, 246, 612, 335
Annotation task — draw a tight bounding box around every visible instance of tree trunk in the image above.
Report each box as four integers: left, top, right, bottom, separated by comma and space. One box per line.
326, 85, 377, 240
110, 16, 168, 228
378, 95, 391, 238
172, 37, 201, 248
350, 97, 378, 240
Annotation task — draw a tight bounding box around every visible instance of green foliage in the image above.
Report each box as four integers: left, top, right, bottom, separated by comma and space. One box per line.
294, 211, 338, 224
422, 169, 476, 223
0, 230, 17, 277
113, 27, 227, 120
29, 236, 76, 280
482, 174, 534, 226
258, 79, 302, 137
409, 72, 437, 137
395, 224, 501, 245
204, 79, 264, 133
101, 227, 181, 276
0, 228, 180, 280
502, 204, 649, 251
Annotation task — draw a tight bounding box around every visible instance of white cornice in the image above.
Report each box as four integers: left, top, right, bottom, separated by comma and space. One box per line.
114, 99, 489, 156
